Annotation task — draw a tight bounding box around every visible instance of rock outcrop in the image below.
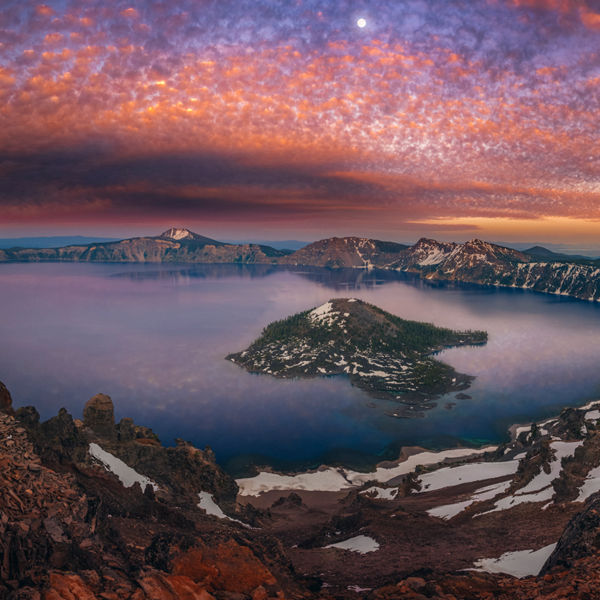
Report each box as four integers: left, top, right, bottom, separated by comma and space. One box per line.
83, 393, 116, 439
0, 379, 14, 415
0, 385, 303, 599
541, 494, 600, 574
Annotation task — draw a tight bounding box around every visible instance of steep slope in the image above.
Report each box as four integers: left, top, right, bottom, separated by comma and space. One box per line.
238, 399, 600, 596
281, 237, 600, 302
389, 237, 457, 269
7, 377, 600, 598
429, 239, 529, 283
280, 237, 408, 268
228, 298, 486, 411
425, 239, 600, 301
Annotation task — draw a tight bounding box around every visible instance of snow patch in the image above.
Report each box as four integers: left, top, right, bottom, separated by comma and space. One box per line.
481, 441, 582, 514
577, 464, 600, 502
237, 446, 498, 496
89, 443, 159, 491
427, 480, 511, 520
473, 543, 557, 578
361, 486, 399, 500
325, 535, 380, 554
585, 409, 600, 422
418, 461, 518, 493
237, 468, 352, 495
197, 492, 246, 525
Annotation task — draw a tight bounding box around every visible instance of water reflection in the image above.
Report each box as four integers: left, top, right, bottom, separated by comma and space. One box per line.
110, 263, 428, 291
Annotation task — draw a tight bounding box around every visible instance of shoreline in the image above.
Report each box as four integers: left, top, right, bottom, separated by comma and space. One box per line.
237, 397, 600, 498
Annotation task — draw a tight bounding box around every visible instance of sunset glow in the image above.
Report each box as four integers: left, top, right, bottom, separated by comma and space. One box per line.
1, 0, 599, 245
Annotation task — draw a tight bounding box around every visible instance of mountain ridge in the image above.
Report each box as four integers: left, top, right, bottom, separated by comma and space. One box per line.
1, 230, 599, 302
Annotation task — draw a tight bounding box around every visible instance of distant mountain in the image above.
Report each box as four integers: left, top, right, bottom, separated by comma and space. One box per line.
281, 237, 600, 302
523, 245, 593, 262
0, 236, 119, 249
0, 229, 288, 264
389, 237, 457, 269
280, 236, 408, 268
224, 239, 309, 251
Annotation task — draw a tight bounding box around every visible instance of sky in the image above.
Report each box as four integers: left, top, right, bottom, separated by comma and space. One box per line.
0, 0, 599, 247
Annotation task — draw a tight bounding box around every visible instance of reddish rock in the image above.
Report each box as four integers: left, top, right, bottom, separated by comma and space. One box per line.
172, 541, 276, 595
43, 572, 99, 600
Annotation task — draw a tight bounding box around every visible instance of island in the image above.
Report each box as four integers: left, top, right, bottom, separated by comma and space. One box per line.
227, 298, 487, 415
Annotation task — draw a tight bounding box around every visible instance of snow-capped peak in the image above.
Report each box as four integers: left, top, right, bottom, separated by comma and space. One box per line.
160, 227, 198, 240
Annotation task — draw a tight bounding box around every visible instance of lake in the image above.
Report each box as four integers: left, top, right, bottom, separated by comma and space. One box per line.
0, 262, 599, 476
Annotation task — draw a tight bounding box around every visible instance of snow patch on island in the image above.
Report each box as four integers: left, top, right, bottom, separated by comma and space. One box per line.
309, 302, 335, 324
325, 535, 380, 554
89, 443, 159, 491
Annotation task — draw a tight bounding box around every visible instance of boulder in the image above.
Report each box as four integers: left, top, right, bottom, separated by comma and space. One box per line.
83, 393, 116, 439
541, 494, 600, 573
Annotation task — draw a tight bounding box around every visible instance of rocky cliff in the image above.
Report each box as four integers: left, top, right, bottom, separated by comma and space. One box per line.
0, 386, 305, 600
5, 378, 600, 598
287, 236, 600, 302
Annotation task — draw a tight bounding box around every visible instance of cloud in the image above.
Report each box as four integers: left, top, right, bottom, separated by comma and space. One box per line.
0, 0, 597, 235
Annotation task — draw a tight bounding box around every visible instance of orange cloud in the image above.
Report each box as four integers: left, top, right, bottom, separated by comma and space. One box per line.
35, 4, 54, 16
120, 8, 140, 19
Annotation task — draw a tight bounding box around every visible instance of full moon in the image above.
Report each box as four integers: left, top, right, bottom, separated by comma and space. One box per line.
356, 17, 367, 28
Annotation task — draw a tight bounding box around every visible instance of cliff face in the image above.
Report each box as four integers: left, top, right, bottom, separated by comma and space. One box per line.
286, 236, 600, 303
0, 380, 14, 415
424, 239, 600, 302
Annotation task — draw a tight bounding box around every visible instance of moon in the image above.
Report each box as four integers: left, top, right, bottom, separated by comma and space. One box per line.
356, 17, 367, 28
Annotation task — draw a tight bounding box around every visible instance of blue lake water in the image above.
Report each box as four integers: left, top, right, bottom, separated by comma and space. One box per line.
0, 262, 599, 476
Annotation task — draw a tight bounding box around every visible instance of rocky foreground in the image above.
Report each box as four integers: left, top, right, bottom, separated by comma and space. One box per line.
228, 299, 486, 414
0, 384, 302, 600
4, 380, 600, 598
